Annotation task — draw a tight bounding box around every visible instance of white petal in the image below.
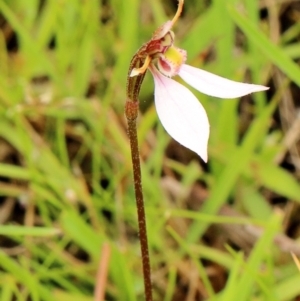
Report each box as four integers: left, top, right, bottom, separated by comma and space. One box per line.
150, 67, 209, 162
178, 64, 269, 99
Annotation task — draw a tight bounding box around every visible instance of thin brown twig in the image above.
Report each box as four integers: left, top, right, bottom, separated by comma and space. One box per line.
94, 243, 111, 301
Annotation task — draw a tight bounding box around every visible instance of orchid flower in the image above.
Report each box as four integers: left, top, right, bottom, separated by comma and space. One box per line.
128, 0, 268, 162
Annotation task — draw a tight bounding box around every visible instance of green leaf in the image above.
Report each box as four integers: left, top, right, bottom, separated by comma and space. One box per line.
228, 5, 300, 86
0, 226, 60, 237
249, 160, 300, 202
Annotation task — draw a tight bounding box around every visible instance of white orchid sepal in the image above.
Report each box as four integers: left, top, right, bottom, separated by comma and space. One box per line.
150, 65, 210, 161
178, 64, 269, 99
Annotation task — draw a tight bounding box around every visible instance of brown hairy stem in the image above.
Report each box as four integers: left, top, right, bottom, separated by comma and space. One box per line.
125, 66, 153, 300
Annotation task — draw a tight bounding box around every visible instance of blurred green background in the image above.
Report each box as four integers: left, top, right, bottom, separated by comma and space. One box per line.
1, 0, 300, 300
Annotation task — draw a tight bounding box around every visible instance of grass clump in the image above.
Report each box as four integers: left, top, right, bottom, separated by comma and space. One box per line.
0, 0, 300, 300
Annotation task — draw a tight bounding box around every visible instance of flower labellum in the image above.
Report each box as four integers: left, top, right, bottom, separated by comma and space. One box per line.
127, 0, 269, 162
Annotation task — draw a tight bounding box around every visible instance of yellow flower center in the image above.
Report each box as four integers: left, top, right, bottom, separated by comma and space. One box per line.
164, 46, 185, 66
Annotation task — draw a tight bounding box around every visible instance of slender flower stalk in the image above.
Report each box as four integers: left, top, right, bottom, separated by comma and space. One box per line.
125, 0, 268, 299
125, 99, 152, 300
126, 35, 152, 301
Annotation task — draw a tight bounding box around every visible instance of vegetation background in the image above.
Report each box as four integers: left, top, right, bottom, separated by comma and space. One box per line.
0, 0, 300, 300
